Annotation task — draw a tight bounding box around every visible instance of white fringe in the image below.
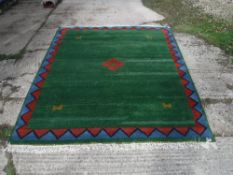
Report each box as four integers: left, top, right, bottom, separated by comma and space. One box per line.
7, 141, 217, 154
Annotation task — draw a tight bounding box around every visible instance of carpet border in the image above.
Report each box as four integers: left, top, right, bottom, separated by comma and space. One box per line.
10, 26, 214, 144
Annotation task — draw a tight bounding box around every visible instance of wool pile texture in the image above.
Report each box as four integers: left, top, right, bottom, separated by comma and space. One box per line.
10, 26, 214, 144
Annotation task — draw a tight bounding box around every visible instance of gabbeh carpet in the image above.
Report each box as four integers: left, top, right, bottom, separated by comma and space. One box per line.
10, 26, 214, 144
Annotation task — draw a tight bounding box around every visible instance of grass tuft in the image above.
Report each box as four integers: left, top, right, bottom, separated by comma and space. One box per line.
142, 0, 233, 57
0, 125, 13, 141
4, 153, 16, 175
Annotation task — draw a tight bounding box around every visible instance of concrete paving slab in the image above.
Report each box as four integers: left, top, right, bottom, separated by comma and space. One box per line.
189, 72, 233, 99
43, 0, 164, 28
0, 59, 16, 80
0, 50, 46, 125
205, 102, 233, 136
0, 50, 47, 81
0, 146, 7, 175
175, 34, 230, 72
0, 0, 52, 55
15, 50, 48, 76
176, 33, 233, 136
26, 29, 57, 51
7, 137, 233, 175
0, 98, 23, 126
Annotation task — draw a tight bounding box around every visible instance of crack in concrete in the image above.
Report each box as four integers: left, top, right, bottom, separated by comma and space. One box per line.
138, 20, 161, 25
202, 98, 233, 105
19, 72, 35, 77
26, 48, 47, 53
226, 84, 233, 90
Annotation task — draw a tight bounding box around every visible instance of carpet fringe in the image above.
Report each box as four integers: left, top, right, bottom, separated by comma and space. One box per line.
6, 141, 217, 154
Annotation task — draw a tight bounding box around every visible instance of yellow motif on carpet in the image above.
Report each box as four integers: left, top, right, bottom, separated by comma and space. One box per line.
162, 103, 172, 109
76, 36, 82, 40
52, 105, 64, 111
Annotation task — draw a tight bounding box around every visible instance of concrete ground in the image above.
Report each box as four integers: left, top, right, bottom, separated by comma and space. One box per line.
0, 0, 233, 174
0, 0, 53, 55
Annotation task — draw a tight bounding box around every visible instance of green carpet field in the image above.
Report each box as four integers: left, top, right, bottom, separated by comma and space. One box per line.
28, 29, 194, 129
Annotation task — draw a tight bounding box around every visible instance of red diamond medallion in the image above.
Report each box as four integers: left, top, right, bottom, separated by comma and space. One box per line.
102, 58, 124, 71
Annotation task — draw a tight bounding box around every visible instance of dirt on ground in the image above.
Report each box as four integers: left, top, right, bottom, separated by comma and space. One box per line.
189, 0, 233, 21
